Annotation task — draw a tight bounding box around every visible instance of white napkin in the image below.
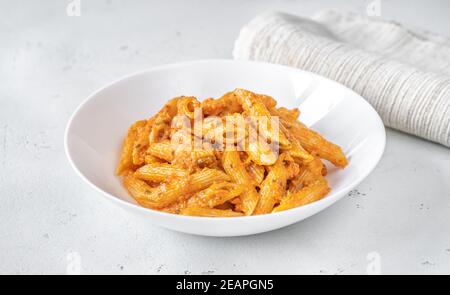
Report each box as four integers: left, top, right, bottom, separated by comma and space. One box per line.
233, 11, 450, 147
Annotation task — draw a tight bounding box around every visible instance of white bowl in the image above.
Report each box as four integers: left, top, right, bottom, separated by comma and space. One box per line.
65, 59, 385, 237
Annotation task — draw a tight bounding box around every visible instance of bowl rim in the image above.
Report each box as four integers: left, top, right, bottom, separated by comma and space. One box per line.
64, 58, 386, 221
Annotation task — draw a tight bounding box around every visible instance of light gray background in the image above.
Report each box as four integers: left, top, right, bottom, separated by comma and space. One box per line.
1, 0, 449, 275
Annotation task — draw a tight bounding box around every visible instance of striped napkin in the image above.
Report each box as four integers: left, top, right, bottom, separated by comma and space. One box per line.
233, 11, 450, 147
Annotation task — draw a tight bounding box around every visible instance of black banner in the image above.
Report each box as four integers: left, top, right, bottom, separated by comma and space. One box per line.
1, 275, 449, 293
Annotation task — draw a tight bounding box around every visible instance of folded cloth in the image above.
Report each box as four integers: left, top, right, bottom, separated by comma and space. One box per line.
233, 11, 450, 147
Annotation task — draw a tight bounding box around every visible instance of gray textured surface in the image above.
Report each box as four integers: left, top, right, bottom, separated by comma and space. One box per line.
1, 0, 449, 274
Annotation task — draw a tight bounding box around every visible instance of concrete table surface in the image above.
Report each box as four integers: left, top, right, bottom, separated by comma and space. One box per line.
1, 0, 449, 274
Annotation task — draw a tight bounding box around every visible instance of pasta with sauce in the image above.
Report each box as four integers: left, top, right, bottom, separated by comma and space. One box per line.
116, 89, 348, 216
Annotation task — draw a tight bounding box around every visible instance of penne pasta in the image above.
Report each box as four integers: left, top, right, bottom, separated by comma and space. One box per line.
270, 106, 300, 122
254, 153, 289, 214
146, 140, 174, 162
201, 92, 243, 116
281, 118, 348, 168
161, 198, 189, 214
246, 140, 278, 165
273, 178, 330, 213
234, 88, 291, 149
288, 157, 325, 193
171, 148, 219, 172
279, 121, 314, 162
132, 119, 152, 166
177, 96, 200, 119
186, 182, 244, 208
126, 168, 229, 209
258, 94, 277, 109
116, 120, 147, 175
222, 151, 259, 215
181, 207, 244, 217
189, 168, 230, 191
148, 98, 179, 143
118, 89, 348, 216
123, 172, 159, 208
144, 154, 164, 164
246, 162, 266, 185
135, 163, 189, 182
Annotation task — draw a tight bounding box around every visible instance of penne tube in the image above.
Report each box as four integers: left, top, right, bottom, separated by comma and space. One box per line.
191, 149, 218, 168
123, 172, 159, 209
141, 178, 190, 208
246, 162, 266, 185
273, 178, 330, 213
177, 96, 200, 119
187, 182, 244, 208
234, 88, 291, 149
222, 151, 254, 184
282, 118, 348, 168
246, 124, 278, 165
289, 157, 325, 192
116, 120, 146, 175
151, 168, 229, 208
189, 168, 230, 191
279, 121, 314, 162
135, 163, 189, 182
270, 106, 300, 122
214, 202, 234, 210
146, 141, 174, 162
258, 94, 277, 109
181, 207, 244, 217
161, 198, 189, 214
125, 168, 229, 209
254, 153, 289, 214
148, 99, 179, 143
201, 92, 243, 116
171, 148, 219, 172
246, 142, 278, 166
285, 160, 300, 179
222, 151, 259, 215
144, 154, 164, 164
132, 119, 152, 166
